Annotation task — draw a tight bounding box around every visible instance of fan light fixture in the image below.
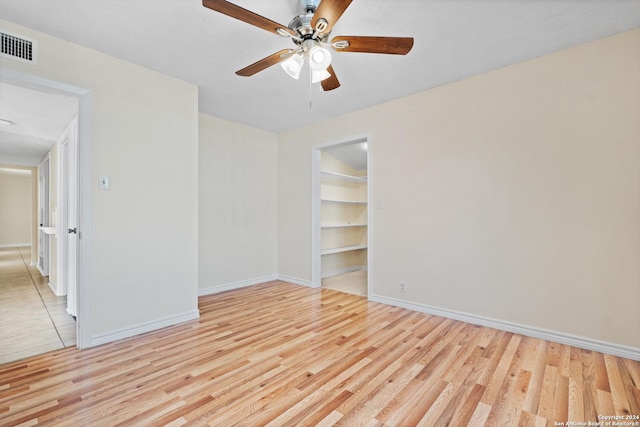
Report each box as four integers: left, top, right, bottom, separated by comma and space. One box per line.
309, 46, 331, 71
281, 45, 332, 82
202, 0, 415, 91
311, 69, 331, 83
280, 54, 304, 79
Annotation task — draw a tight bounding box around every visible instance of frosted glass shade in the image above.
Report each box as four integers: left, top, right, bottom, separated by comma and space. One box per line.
311, 69, 331, 83
281, 54, 304, 79
308, 46, 331, 71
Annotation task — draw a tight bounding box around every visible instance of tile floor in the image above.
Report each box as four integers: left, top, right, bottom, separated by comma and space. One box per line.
0, 246, 76, 364
322, 270, 367, 297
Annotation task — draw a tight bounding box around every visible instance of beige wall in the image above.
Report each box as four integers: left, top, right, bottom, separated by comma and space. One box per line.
0, 20, 199, 341
0, 171, 32, 246
198, 114, 278, 290
278, 29, 640, 348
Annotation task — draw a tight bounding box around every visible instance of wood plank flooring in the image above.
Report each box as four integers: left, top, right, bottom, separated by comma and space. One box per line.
322, 270, 367, 297
1, 281, 638, 426
0, 247, 76, 364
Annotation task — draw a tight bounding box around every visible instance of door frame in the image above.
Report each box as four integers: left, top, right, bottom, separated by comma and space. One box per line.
311, 134, 372, 299
57, 133, 69, 297
64, 118, 79, 317
37, 155, 50, 276
0, 68, 92, 349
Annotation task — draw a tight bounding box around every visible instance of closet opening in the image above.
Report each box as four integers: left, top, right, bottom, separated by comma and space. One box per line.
311, 136, 370, 298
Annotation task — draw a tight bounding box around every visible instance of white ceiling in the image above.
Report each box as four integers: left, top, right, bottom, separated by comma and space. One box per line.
0, 0, 639, 136
0, 82, 78, 166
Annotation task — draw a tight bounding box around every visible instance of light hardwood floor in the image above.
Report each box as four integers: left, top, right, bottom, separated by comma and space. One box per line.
0, 247, 76, 364
1, 281, 638, 426
322, 270, 367, 296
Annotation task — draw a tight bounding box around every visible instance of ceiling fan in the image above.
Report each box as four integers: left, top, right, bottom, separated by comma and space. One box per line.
202, 0, 414, 91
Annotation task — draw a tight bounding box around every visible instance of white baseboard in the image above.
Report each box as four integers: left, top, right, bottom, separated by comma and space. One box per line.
90, 309, 200, 347
198, 275, 313, 295
198, 275, 278, 296
277, 275, 313, 288
370, 294, 640, 362
48, 280, 65, 297
0, 243, 30, 248
36, 264, 47, 276
321, 265, 367, 279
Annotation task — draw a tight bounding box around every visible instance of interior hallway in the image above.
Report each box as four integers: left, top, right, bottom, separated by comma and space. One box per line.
0, 247, 76, 364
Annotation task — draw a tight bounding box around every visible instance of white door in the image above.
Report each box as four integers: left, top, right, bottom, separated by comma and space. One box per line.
57, 137, 69, 296
66, 120, 78, 317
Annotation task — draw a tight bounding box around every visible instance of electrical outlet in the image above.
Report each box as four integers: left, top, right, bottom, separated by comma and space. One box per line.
400, 282, 406, 293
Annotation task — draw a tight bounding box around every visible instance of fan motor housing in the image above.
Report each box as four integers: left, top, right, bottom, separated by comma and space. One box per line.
288, 13, 330, 43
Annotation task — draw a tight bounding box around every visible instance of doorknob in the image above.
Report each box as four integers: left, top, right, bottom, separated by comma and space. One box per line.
68, 228, 77, 234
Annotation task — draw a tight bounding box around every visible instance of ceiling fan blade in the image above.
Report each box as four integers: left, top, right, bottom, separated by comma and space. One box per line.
202, 0, 295, 36
236, 49, 294, 77
321, 65, 340, 91
331, 36, 414, 55
311, 0, 353, 34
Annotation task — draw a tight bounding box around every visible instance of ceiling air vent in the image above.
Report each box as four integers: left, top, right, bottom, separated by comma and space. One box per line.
1, 31, 36, 64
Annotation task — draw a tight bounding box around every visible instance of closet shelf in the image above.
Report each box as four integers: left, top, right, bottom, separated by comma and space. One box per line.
321, 170, 367, 183
321, 245, 368, 255
321, 198, 367, 205
321, 223, 367, 228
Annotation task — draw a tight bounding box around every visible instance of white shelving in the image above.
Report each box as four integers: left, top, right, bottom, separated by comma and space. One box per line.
318, 146, 369, 285
321, 198, 367, 205
321, 245, 367, 256
320, 162, 368, 280
321, 170, 367, 183
321, 223, 367, 228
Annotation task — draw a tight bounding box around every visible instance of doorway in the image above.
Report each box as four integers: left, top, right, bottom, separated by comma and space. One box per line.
0, 68, 91, 351
312, 137, 370, 297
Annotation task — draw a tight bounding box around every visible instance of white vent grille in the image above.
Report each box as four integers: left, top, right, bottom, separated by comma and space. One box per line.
1, 31, 36, 63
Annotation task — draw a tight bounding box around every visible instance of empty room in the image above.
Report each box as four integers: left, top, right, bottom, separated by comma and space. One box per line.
0, 0, 639, 425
